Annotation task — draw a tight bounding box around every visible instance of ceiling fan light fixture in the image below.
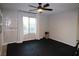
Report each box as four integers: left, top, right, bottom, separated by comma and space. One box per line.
37, 8, 43, 13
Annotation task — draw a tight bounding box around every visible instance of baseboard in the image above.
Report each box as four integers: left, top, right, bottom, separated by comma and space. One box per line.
50, 37, 75, 47
2, 41, 23, 46
1, 39, 39, 46
16, 41, 23, 43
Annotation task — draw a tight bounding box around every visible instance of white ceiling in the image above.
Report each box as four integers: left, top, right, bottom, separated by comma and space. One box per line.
0, 3, 79, 15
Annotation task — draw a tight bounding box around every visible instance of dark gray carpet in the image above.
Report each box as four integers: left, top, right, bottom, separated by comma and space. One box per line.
7, 39, 77, 56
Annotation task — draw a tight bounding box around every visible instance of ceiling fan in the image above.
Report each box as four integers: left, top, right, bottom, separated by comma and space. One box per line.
19, 3, 53, 14
28, 3, 53, 13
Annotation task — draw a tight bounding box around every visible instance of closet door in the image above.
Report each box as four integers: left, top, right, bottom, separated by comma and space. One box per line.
3, 10, 18, 44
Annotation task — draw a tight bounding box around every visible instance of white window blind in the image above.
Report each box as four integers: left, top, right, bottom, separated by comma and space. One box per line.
23, 16, 36, 35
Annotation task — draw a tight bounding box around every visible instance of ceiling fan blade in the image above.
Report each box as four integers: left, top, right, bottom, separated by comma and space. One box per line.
19, 10, 37, 14
43, 8, 53, 11
38, 3, 42, 6
29, 5, 37, 8
43, 3, 49, 7
29, 9, 37, 11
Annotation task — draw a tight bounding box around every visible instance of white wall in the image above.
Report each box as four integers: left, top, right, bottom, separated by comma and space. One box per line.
37, 14, 49, 38
2, 9, 48, 44
48, 9, 78, 46
2, 8, 78, 47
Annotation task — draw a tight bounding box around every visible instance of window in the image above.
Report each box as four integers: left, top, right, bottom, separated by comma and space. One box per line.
23, 16, 36, 35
